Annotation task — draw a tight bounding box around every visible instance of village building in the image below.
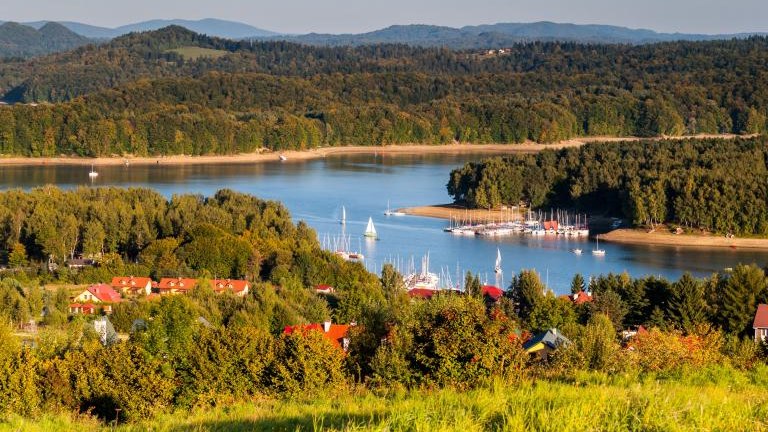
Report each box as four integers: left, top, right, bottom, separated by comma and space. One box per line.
111, 276, 153, 296
523, 328, 571, 361
70, 283, 122, 314
561, 290, 593, 305
283, 321, 352, 351
157, 277, 198, 295
481, 285, 504, 302
754, 304, 768, 343
68, 303, 96, 315
211, 279, 250, 296
314, 284, 336, 294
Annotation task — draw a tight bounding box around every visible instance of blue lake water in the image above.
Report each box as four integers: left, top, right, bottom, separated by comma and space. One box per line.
2, 152, 766, 294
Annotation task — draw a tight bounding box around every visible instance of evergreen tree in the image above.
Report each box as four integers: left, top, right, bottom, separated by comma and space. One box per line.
570, 273, 586, 294
718, 264, 767, 336
667, 273, 708, 333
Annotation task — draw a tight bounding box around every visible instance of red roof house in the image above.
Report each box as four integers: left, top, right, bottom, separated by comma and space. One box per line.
407, 288, 438, 299
283, 321, 352, 351
561, 290, 593, 305
315, 284, 336, 294
69, 303, 96, 315
481, 285, 504, 301
754, 304, 768, 343
157, 277, 198, 295
111, 276, 153, 296
211, 279, 250, 296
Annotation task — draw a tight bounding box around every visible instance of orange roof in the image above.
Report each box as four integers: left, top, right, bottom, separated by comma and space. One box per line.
563, 290, 593, 305
754, 304, 768, 328
87, 284, 122, 303
408, 288, 438, 299
211, 279, 249, 294
157, 277, 198, 291
283, 323, 351, 349
111, 276, 153, 290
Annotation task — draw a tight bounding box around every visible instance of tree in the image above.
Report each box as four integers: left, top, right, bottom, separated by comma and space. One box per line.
7, 242, 28, 268
718, 264, 767, 336
570, 273, 585, 294
667, 273, 708, 333
588, 290, 627, 331
507, 270, 545, 321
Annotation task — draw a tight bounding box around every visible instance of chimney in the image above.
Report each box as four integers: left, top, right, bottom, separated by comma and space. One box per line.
323, 321, 332, 332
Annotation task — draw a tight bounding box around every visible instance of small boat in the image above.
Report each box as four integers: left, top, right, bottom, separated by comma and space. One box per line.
572, 248, 583, 255
88, 165, 98, 179
363, 217, 378, 239
340, 206, 346, 225
384, 200, 406, 216
592, 235, 606, 256
494, 248, 503, 274
279, 154, 288, 161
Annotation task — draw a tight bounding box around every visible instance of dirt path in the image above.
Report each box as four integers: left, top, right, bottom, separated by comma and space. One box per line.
601, 228, 768, 250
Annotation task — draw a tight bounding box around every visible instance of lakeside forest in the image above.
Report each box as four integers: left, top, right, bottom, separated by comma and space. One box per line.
448, 136, 768, 236
0, 27, 768, 156
0, 187, 766, 429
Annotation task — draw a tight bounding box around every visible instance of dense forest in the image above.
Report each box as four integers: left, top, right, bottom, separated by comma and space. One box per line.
0, 27, 767, 155
447, 137, 768, 236
0, 187, 765, 425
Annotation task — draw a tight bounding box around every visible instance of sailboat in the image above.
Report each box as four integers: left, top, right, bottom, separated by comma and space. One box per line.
364, 217, 378, 239
384, 200, 406, 216
88, 164, 98, 179
494, 248, 503, 274
592, 234, 606, 256
340, 206, 346, 225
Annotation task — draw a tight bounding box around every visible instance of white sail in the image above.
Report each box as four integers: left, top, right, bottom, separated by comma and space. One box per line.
494, 248, 502, 274
341, 206, 346, 225
364, 217, 377, 238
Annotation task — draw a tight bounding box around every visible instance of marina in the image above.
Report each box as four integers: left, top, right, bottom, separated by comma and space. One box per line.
2, 152, 765, 294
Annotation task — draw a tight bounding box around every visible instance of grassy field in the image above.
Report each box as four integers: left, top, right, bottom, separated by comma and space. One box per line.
165, 46, 230, 60
3, 373, 767, 431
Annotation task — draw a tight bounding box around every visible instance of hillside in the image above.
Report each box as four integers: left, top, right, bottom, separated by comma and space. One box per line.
271, 21, 766, 47
21, 18, 278, 39
0, 21, 91, 58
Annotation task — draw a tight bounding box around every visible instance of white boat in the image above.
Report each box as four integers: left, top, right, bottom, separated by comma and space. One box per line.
279, 154, 288, 161
340, 206, 346, 225
88, 165, 98, 179
403, 253, 440, 290
592, 235, 606, 256
572, 248, 583, 255
364, 217, 378, 239
494, 248, 503, 274
384, 200, 406, 216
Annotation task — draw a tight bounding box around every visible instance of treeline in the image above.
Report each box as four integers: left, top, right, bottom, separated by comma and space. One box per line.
0, 187, 381, 323
0, 70, 762, 156
0, 28, 767, 154
448, 137, 768, 235
0, 264, 766, 422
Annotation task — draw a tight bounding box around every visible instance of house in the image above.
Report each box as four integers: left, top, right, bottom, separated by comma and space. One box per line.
407, 288, 438, 299
72, 284, 122, 313
211, 279, 250, 297
315, 284, 335, 294
157, 277, 198, 295
481, 285, 504, 302
754, 304, 768, 343
66, 258, 96, 269
111, 276, 153, 296
621, 325, 649, 343
69, 303, 96, 315
561, 290, 593, 305
283, 321, 352, 351
523, 328, 571, 361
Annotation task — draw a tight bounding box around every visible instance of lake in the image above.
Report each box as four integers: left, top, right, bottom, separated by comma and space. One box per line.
2, 152, 765, 293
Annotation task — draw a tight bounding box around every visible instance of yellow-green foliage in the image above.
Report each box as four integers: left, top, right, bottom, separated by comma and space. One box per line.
8, 376, 765, 431
165, 46, 229, 60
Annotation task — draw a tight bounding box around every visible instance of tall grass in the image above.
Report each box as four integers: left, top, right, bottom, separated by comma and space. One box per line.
4, 369, 767, 431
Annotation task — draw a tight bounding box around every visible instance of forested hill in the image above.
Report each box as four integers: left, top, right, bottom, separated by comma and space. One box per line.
0, 22, 91, 58
447, 137, 768, 236
1, 27, 768, 156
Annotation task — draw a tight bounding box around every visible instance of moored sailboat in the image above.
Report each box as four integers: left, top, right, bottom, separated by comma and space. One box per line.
494, 248, 503, 274
592, 234, 606, 256
364, 217, 378, 239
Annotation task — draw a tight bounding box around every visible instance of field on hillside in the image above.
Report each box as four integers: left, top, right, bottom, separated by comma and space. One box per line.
4, 372, 767, 431
166, 46, 229, 60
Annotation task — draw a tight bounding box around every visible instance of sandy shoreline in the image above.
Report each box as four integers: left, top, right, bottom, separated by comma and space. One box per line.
400, 204, 522, 222
601, 229, 768, 250
0, 133, 751, 166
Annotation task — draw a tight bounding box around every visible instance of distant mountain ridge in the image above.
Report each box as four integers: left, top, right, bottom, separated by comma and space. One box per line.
0, 21, 90, 58
268, 22, 768, 47
19, 18, 278, 39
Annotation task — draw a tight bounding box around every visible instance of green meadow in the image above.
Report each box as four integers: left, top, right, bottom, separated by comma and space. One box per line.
4, 372, 767, 432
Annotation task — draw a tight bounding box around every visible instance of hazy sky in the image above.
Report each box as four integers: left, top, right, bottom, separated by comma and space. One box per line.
2, 0, 765, 34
